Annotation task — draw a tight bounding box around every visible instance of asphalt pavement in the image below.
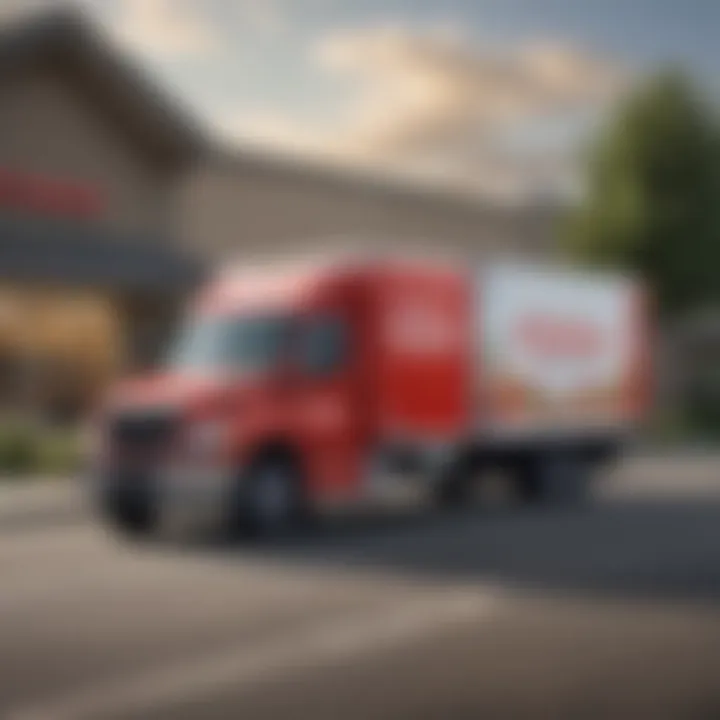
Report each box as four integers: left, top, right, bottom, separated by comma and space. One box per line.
2, 459, 720, 719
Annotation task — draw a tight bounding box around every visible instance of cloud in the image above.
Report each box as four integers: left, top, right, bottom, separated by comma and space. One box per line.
221, 25, 625, 199
114, 0, 221, 57
219, 109, 331, 156
314, 26, 622, 158
234, 0, 286, 35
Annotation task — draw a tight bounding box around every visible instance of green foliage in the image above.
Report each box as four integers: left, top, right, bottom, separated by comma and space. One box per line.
0, 423, 82, 477
647, 408, 694, 447
35, 428, 83, 475
684, 364, 720, 440
565, 71, 720, 318
0, 423, 37, 476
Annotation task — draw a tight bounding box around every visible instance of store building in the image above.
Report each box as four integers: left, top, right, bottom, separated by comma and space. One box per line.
0, 8, 559, 419
181, 149, 559, 264
0, 10, 206, 417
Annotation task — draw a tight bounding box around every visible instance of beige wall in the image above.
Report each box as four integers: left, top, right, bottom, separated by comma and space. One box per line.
0, 68, 178, 238
181, 159, 560, 265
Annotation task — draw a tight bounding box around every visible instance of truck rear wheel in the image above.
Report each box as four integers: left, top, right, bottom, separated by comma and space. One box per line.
431, 462, 473, 510
516, 452, 593, 507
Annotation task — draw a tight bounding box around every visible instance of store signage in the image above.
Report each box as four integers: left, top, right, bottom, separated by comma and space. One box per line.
0, 167, 104, 219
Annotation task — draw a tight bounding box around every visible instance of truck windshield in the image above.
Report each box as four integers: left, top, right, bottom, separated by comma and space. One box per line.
168, 315, 292, 373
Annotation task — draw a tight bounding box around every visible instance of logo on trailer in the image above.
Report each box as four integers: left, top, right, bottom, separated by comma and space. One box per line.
515, 315, 606, 360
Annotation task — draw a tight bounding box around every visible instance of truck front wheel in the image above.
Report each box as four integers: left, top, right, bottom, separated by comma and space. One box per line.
102, 491, 158, 539
231, 458, 306, 539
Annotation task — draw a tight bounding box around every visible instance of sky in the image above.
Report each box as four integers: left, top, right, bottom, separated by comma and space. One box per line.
1, 0, 718, 202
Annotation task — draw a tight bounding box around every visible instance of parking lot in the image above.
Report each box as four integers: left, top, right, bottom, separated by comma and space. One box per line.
2, 455, 720, 720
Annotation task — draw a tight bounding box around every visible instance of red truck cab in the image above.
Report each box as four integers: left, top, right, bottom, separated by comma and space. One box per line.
94, 256, 468, 536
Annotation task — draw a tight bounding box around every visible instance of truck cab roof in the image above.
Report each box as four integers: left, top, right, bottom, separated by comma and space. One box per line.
193, 251, 462, 316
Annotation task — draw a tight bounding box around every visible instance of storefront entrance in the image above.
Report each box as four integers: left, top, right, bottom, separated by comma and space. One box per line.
0, 286, 124, 421
0, 213, 204, 422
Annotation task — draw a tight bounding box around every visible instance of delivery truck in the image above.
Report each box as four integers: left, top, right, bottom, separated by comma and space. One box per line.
91, 254, 651, 537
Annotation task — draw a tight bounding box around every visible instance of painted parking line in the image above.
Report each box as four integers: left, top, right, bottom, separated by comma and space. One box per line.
8, 589, 500, 720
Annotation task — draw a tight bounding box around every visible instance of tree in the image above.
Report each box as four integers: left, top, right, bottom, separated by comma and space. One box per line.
565, 71, 720, 319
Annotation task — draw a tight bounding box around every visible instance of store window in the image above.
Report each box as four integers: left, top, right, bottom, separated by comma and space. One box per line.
0, 287, 123, 421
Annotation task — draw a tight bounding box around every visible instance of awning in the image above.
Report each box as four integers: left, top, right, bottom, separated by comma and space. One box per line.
0, 214, 206, 293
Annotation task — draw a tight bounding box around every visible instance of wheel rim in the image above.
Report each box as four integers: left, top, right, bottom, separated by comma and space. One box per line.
253, 466, 292, 530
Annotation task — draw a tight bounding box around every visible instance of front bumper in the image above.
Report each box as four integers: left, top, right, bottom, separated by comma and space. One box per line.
93, 462, 235, 529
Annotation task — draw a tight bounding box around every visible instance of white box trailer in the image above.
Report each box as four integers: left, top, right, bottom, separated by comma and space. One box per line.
476, 264, 648, 441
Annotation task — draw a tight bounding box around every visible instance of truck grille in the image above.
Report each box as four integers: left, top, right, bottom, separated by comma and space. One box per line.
109, 409, 179, 458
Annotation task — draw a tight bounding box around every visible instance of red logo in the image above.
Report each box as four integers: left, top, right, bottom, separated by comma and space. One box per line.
0, 167, 104, 219
517, 315, 605, 359
387, 302, 460, 354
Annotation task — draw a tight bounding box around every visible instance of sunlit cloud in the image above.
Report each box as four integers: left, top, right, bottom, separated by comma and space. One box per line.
113, 0, 222, 58
219, 24, 625, 199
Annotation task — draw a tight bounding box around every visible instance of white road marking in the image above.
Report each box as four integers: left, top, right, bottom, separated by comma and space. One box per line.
7, 590, 499, 720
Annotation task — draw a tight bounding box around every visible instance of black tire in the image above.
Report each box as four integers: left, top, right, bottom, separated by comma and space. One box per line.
103, 492, 158, 539
515, 452, 593, 507
230, 457, 306, 539
431, 462, 472, 510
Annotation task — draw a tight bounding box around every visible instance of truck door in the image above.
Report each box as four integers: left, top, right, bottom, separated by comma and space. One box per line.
294, 309, 364, 502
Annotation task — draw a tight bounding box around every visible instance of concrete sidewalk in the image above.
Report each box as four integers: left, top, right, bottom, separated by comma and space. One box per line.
0, 478, 85, 532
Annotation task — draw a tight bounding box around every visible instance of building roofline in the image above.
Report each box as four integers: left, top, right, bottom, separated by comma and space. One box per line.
0, 5, 208, 167
208, 141, 567, 222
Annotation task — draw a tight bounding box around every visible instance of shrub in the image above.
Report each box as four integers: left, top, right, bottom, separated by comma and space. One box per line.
35, 428, 83, 475
0, 423, 37, 476
0, 422, 83, 478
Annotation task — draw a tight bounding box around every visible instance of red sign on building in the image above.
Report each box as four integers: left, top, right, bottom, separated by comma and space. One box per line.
0, 167, 105, 220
